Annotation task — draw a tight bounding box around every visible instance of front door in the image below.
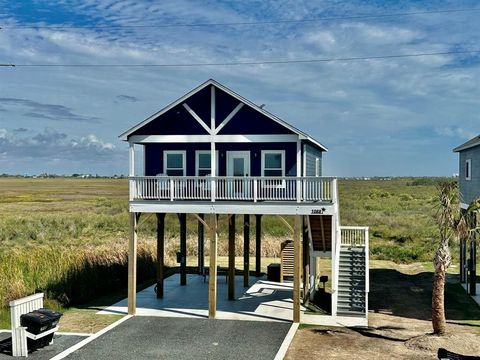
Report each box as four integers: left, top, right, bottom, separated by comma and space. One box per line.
226, 151, 250, 198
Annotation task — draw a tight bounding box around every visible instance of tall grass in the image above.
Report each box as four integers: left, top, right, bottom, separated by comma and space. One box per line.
0, 177, 450, 311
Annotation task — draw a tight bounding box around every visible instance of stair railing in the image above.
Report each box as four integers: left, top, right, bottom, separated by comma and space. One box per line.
331, 179, 341, 316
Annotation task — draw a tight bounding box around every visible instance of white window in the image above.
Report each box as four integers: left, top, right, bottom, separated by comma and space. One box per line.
261, 150, 285, 177
164, 151, 186, 176
195, 150, 218, 176
315, 157, 320, 177
466, 159, 472, 180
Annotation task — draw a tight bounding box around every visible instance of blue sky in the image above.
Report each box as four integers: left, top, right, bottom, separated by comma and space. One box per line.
0, 0, 479, 176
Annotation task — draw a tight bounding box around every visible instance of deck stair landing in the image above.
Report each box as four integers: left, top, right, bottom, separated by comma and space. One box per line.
337, 246, 367, 317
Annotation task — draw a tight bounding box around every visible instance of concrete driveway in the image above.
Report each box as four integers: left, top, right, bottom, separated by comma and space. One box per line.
65, 316, 292, 360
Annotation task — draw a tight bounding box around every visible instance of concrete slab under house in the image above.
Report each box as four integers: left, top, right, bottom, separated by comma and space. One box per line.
119, 79, 369, 327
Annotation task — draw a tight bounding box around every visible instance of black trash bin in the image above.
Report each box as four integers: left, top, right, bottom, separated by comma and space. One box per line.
20, 308, 62, 350
267, 263, 281, 282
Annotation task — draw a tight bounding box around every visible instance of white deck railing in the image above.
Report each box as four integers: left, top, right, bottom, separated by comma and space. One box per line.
130, 176, 336, 203
340, 226, 369, 247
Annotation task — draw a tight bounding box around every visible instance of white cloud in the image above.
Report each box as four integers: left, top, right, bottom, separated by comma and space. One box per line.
0, 0, 479, 176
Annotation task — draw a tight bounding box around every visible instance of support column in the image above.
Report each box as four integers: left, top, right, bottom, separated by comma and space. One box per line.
198, 214, 205, 274
293, 215, 301, 323
243, 214, 250, 288
156, 213, 166, 299
470, 239, 477, 295
255, 214, 262, 277
303, 216, 310, 303
179, 213, 187, 286
128, 212, 139, 315
209, 213, 218, 318
460, 238, 467, 283
228, 214, 236, 300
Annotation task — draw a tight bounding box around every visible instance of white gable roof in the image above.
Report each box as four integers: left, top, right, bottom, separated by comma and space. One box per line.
119, 79, 328, 152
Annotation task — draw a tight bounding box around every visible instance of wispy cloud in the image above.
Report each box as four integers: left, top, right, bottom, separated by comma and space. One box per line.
0, 98, 99, 122
116, 94, 139, 102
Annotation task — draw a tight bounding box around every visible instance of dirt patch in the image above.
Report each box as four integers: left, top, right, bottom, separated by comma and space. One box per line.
286, 313, 480, 360
286, 263, 480, 359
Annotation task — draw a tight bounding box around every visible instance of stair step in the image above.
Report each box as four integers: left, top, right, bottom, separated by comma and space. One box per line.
338, 299, 365, 306
336, 310, 366, 317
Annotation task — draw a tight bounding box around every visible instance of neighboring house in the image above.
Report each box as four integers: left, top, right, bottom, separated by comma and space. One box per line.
453, 136, 479, 296
119, 79, 369, 325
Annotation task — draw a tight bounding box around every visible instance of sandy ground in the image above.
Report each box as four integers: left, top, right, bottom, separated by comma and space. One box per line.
286, 264, 480, 359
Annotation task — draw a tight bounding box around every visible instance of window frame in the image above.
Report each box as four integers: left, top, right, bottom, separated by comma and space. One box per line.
195, 150, 219, 176
261, 150, 285, 177
163, 150, 186, 176
466, 158, 472, 181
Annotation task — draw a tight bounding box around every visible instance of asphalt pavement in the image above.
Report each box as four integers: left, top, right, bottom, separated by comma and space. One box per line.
66, 317, 291, 360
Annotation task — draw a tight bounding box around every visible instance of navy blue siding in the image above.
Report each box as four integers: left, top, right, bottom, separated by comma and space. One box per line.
144, 142, 297, 177
215, 87, 242, 128
129, 85, 295, 137
130, 103, 208, 136
218, 105, 294, 135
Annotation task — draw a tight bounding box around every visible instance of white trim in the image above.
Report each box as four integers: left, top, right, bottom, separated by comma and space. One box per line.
128, 134, 300, 143
315, 158, 320, 177
129, 201, 336, 215
119, 79, 328, 152
214, 103, 244, 135
227, 151, 251, 176
128, 142, 135, 177
261, 150, 285, 177
302, 144, 306, 177
273, 322, 299, 360
195, 150, 219, 176
163, 150, 186, 176
50, 315, 132, 360
182, 103, 212, 134
466, 158, 472, 180
210, 85, 215, 131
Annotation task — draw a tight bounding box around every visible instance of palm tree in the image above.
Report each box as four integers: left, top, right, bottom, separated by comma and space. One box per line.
432, 181, 459, 335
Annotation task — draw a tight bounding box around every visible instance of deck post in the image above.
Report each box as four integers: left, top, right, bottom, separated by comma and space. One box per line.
243, 214, 250, 287
470, 238, 477, 295
303, 216, 310, 303
209, 213, 218, 318
293, 215, 301, 323
128, 142, 135, 201
128, 212, 139, 315
255, 214, 262, 277
198, 214, 205, 274
460, 238, 467, 283
228, 214, 236, 300
179, 213, 187, 286
156, 213, 166, 298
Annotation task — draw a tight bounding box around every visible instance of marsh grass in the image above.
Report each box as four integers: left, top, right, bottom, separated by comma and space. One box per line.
0, 177, 460, 322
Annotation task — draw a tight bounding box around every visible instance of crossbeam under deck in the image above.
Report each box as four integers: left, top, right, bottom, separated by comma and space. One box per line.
129, 200, 335, 215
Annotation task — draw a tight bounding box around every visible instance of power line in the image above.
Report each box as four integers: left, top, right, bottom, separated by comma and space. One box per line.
1, 7, 479, 30
1, 49, 478, 68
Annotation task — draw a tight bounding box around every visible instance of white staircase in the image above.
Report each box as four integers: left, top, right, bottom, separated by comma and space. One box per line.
337, 247, 367, 316
333, 226, 369, 318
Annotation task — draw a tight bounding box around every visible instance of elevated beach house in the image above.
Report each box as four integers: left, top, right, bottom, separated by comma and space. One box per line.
454, 136, 479, 296
119, 79, 369, 325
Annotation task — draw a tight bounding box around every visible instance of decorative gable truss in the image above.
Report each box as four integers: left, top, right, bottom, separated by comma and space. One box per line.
182, 86, 244, 136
